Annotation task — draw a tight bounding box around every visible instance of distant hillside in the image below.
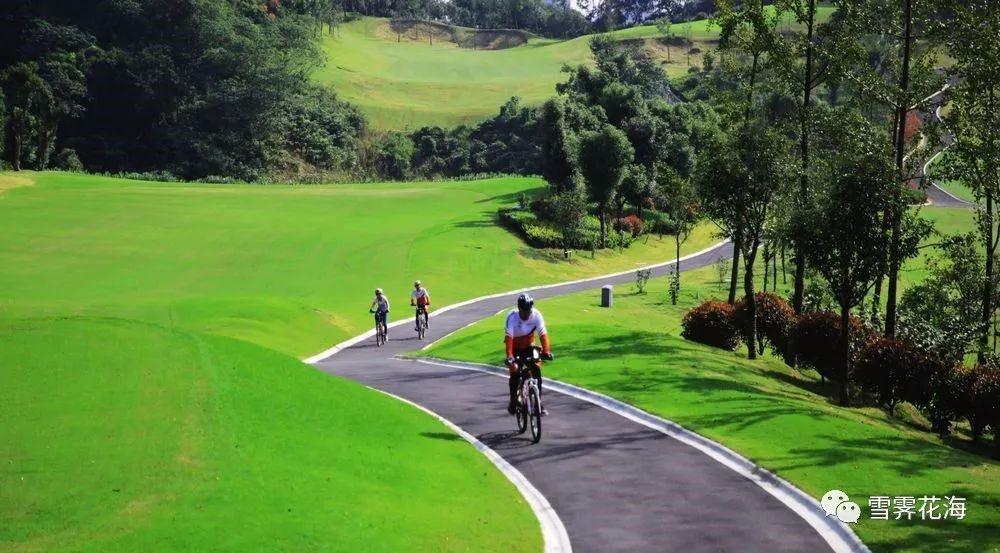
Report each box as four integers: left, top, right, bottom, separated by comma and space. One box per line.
316, 8, 835, 130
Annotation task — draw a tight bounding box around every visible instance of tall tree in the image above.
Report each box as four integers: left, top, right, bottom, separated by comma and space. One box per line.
839, 0, 942, 335
937, 1, 1000, 361
714, 0, 782, 304
773, 0, 848, 314
696, 124, 792, 359
579, 124, 634, 249
798, 117, 896, 405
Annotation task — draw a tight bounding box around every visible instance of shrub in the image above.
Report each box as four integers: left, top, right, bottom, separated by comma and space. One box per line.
963, 363, 1000, 447
788, 311, 874, 381
733, 292, 796, 357
855, 338, 933, 411
529, 197, 557, 221
615, 214, 645, 237
54, 148, 84, 172
681, 301, 739, 350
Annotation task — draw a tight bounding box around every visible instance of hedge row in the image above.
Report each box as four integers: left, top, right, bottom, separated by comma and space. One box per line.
681, 295, 1000, 455
497, 208, 633, 250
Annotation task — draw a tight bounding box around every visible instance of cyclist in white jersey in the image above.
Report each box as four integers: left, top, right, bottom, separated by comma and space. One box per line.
369, 288, 390, 337
504, 293, 553, 415
410, 280, 431, 330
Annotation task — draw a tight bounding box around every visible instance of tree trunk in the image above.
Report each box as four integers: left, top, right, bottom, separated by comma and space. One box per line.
886, 0, 914, 338
599, 202, 607, 249
981, 192, 997, 362
729, 233, 742, 305
674, 232, 682, 304
839, 303, 851, 406
744, 241, 759, 360
763, 242, 771, 293
793, 0, 816, 315
12, 131, 22, 171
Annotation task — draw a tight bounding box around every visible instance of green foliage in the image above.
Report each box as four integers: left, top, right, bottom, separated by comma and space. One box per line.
789, 311, 874, 383
375, 132, 415, 180
635, 268, 652, 293
579, 124, 634, 248
681, 300, 739, 350
53, 148, 83, 172
733, 291, 795, 357
1, 0, 363, 180
899, 233, 986, 363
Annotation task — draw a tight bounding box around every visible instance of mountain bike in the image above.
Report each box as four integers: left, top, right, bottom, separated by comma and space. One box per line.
371, 309, 388, 347
414, 304, 429, 340
512, 346, 544, 443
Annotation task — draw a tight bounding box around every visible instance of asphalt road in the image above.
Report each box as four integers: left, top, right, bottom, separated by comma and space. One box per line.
314, 241, 839, 553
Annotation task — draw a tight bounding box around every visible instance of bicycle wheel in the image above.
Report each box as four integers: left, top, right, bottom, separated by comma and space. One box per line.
515, 389, 528, 434
528, 385, 542, 443
417, 314, 425, 340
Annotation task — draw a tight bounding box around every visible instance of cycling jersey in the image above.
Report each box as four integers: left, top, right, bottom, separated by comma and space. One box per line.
504, 309, 551, 357
411, 288, 431, 306
371, 295, 390, 313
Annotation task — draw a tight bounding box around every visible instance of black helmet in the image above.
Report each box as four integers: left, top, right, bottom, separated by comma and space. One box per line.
517, 293, 534, 311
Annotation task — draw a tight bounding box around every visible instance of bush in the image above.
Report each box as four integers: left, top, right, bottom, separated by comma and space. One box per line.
682, 301, 739, 350
54, 148, 84, 172
733, 292, 795, 357
788, 311, 874, 381
855, 338, 941, 411
529, 197, 557, 221
963, 363, 1000, 446
615, 214, 645, 237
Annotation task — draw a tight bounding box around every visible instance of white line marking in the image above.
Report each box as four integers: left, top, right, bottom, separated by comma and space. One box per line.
367, 385, 572, 553
304, 240, 730, 364
413, 358, 870, 553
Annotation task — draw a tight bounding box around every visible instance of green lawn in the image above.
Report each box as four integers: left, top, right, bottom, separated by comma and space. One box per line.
0, 170, 720, 551
316, 7, 835, 129
422, 264, 1000, 553
0, 317, 538, 552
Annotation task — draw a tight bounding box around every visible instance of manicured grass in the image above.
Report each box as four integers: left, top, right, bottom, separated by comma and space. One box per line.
421, 264, 1000, 553
0, 316, 538, 552
0, 170, 720, 551
316, 7, 835, 129
0, 171, 717, 358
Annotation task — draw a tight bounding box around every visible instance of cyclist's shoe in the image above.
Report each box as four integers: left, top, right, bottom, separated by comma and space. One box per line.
541, 351, 553, 361
507, 400, 517, 415
541, 407, 549, 416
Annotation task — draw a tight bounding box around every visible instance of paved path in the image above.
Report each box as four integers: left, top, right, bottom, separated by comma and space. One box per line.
314, 242, 846, 553
920, 79, 975, 209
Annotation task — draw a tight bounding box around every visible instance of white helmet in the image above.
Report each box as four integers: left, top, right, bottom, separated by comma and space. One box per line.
375, 288, 383, 295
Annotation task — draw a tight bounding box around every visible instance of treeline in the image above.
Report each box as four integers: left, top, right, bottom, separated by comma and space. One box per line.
0, 0, 365, 181
331, 0, 592, 38
665, 0, 999, 451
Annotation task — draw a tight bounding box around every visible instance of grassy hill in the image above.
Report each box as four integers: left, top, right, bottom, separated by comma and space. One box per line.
316, 7, 835, 129
0, 170, 719, 551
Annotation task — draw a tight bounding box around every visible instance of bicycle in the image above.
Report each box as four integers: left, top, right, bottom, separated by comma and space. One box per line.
371, 309, 388, 347
511, 346, 545, 443
414, 304, 429, 340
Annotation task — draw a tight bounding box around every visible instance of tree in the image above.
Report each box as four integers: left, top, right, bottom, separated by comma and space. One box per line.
839, 0, 943, 336
2, 63, 46, 171
773, 0, 850, 314
553, 188, 587, 257
714, 0, 782, 306
659, 165, 698, 304
539, 98, 580, 193
655, 17, 674, 63
797, 118, 897, 405
578, 125, 634, 249
696, 124, 792, 360
936, 1, 1000, 362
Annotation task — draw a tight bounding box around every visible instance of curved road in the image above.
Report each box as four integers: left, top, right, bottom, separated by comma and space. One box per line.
920, 79, 975, 209
313, 242, 851, 553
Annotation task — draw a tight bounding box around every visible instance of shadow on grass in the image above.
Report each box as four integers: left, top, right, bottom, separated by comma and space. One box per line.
420, 431, 464, 441
862, 519, 1000, 553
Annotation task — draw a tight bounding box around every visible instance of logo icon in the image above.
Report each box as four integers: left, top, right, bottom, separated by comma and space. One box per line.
821, 490, 860, 524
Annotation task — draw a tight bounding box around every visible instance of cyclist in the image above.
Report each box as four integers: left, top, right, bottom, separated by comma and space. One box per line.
410, 280, 431, 330
504, 293, 553, 416
369, 288, 390, 338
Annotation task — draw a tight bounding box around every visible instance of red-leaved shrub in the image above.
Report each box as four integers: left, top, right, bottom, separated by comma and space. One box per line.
733, 292, 796, 356
854, 338, 951, 412
615, 214, 645, 237
788, 311, 874, 381
682, 301, 739, 350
